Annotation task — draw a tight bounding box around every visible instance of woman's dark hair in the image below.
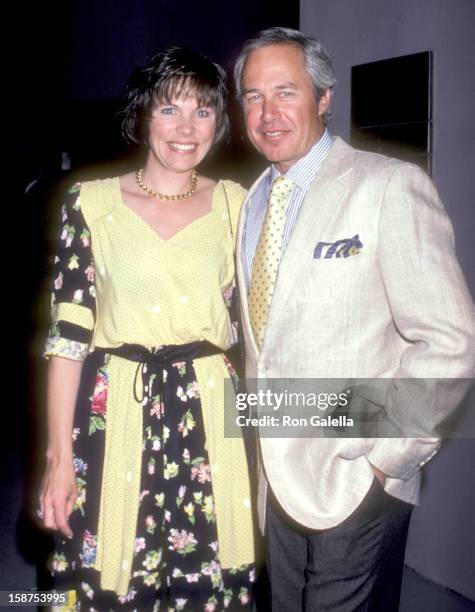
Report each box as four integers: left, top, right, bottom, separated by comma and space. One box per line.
120, 46, 230, 151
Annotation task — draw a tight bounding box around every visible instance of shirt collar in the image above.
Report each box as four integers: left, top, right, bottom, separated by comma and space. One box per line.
270, 129, 333, 190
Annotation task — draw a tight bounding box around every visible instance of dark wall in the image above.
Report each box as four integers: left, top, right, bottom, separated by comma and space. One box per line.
16, 0, 299, 185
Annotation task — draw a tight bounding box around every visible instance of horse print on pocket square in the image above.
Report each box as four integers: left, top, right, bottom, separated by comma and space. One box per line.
314, 234, 363, 259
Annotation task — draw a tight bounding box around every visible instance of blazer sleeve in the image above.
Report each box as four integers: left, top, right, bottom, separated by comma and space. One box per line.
365, 162, 475, 479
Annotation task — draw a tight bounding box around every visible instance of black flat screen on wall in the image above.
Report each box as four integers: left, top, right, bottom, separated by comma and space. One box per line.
351, 51, 432, 173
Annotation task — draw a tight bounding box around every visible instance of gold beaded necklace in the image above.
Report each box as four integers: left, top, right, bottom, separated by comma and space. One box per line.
136, 168, 198, 201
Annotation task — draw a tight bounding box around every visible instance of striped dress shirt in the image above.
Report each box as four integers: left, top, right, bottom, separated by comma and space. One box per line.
242, 130, 334, 288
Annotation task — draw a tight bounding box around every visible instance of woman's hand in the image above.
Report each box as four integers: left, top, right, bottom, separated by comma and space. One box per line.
39, 456, 77, 538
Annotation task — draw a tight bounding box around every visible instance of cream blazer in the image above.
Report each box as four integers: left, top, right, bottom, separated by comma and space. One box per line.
236, 137, 475, 532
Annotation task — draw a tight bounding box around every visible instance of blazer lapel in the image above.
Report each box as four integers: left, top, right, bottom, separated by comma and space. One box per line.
265, 138, 355, 335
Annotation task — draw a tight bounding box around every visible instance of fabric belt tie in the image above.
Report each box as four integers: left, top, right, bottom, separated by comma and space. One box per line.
101, 340, 222, 366
94, 340, 223, 596
100, 341, 223, 403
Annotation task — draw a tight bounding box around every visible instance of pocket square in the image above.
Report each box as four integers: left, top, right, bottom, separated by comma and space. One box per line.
313, 234, 363, 259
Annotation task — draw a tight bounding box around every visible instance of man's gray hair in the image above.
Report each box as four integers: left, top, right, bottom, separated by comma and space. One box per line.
234, 27, 337, 125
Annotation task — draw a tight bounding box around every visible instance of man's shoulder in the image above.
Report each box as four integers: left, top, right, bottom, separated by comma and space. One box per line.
332, 136, 400, 169
328, 137, 428, 184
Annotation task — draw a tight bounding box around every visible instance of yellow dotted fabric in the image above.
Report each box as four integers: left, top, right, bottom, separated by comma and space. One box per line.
74, 177, 255, 596
249, 176, 294, 348
51, 302, 95, 333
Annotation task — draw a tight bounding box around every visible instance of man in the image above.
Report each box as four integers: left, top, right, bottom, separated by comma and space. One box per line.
233, 27, 475, 611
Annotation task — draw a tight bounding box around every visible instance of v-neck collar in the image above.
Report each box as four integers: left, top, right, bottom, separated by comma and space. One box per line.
115, 177, 222, 243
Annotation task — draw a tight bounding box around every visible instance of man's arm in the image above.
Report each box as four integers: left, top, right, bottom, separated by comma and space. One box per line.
365, 162, 475, 480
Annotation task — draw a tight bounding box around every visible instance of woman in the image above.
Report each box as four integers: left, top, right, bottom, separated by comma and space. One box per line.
39, 46, 255, 611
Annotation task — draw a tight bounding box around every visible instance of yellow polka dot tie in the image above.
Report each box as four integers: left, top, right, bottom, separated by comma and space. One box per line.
249, 176, 294, 349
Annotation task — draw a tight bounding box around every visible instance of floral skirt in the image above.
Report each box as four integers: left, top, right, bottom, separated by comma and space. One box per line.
51, 350, 254, 611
